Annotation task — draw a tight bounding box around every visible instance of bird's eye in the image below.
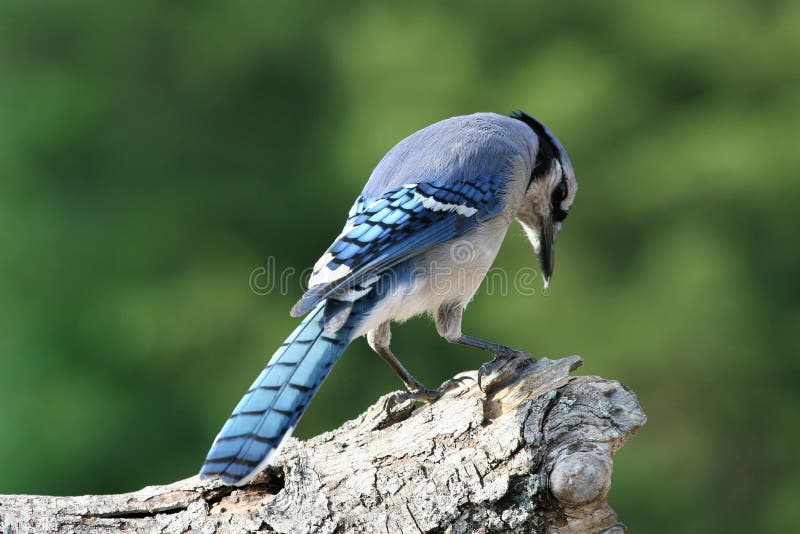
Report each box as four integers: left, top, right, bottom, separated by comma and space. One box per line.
552, 180, 567, 202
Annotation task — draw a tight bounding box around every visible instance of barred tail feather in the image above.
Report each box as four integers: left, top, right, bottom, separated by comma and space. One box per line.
200, 302, 353, 485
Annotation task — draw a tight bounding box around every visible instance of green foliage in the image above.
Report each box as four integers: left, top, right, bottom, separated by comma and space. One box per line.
1, 1, 798, 531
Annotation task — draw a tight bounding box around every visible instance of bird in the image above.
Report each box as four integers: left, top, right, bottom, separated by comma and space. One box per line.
200, 110, 577, 485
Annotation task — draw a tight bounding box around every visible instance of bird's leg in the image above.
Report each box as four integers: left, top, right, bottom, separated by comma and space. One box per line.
367, 322, 426, 392
367, 323, 441, 405
436, 303, 535, 361
453, 334, 533, 360
436, 303, 536, 392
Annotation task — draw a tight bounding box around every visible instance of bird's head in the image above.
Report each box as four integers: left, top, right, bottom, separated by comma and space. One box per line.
511, 110, 577, 288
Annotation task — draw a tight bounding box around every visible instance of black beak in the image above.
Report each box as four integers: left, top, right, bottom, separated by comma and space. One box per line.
538, 220, 555, 288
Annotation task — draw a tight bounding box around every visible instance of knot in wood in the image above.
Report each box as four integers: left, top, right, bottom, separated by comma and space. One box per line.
549, 451, 612, 506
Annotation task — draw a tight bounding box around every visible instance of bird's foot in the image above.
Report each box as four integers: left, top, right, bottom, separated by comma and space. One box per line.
381, 375, 476, 422
436, 374, 476, 395
479, 346, 537, 392
383, 387, 441, 411
378, 387, 438, 427
490, 344, 536, 362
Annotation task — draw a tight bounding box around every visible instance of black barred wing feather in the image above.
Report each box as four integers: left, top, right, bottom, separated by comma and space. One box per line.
290, 179, 505, 317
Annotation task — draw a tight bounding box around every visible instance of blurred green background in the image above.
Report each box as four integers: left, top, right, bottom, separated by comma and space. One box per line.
1, 1, 798, 531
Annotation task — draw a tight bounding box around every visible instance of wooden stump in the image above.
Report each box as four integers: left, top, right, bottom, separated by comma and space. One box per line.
0, 355, 646, 533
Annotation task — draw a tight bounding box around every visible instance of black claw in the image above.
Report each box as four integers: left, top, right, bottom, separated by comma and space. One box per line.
437, 375, 475, 394
385, 388, 441, 409
382, 383, 454, 418
382, 374, 480, 419
478, 349, 537, 393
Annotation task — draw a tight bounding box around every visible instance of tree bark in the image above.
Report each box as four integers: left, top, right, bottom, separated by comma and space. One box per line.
0, 355, 646, 534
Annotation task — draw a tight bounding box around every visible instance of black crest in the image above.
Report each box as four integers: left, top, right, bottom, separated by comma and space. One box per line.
510, 110, 560, 184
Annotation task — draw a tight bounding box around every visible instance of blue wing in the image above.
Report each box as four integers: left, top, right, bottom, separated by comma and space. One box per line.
291, 178, 506, 317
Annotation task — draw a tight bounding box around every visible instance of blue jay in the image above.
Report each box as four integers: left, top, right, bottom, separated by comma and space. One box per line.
200, 111, 577, 485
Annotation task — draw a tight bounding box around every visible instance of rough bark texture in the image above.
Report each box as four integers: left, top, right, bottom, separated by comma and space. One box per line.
0, 355, 646, 534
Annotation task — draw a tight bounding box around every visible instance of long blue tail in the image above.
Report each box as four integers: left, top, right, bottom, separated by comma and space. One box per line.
200, 302, 354, 485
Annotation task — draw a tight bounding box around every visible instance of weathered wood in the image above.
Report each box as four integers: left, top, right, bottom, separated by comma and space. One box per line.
0, 355, 646, 533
